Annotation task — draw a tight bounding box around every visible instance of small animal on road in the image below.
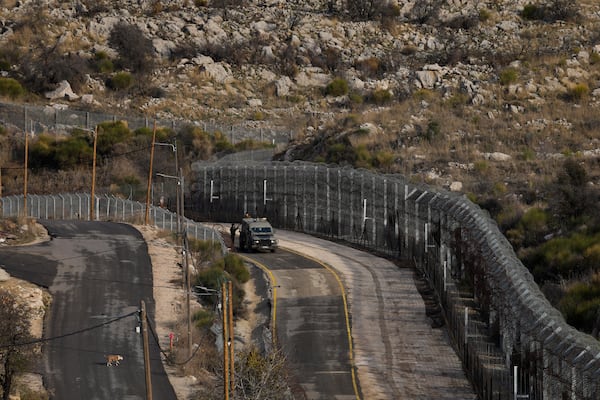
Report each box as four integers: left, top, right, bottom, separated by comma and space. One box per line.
105, 354, 123, 366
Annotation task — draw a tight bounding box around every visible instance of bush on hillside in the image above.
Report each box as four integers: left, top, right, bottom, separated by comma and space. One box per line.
109, 22, 155, 74
325, 78, 349, 97
106, 71, 133, 91
559, 274, 600, 335
0, 77, 25, 99
96, 121, 133, 156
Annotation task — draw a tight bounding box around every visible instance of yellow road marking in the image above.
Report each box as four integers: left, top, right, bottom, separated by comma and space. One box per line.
282, 246, 361, 400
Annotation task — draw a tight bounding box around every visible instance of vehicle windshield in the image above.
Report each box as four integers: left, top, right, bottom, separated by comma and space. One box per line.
251, 227, 272, 233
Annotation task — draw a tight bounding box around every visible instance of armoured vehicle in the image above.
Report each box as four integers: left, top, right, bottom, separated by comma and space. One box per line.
239, 217, 278, 252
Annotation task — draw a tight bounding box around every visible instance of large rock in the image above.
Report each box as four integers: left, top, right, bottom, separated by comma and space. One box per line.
0, 268, 10, 282
45, 81, 79, 101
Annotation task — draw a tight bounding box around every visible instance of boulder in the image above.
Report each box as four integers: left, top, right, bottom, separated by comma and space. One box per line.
275, 76, 293, 97
0, 268, 10, 282
45, 81, 79, 101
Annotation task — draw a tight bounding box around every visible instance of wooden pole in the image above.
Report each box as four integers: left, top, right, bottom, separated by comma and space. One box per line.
90, 126, 98, 221
23, 131, 28, 218
145, 121, 156, 225
222, 281, 229, 400
141, 300, 153, 400
184, 231, 192, 358
174, 139, 180, 235
228, 280, 234, 394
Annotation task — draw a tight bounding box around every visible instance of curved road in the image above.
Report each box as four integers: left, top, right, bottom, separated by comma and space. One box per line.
245, 250, 358, 400
275, 230, 476, 400
0, 220, 176, 400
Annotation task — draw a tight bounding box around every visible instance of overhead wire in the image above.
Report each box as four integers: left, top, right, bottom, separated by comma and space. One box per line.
145, 312, 203, 365
0, 310, 139, 349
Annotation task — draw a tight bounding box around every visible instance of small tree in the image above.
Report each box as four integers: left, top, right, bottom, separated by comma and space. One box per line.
109, 22, 155, 75
234, 346, 291, 399
0, 289, 35, 400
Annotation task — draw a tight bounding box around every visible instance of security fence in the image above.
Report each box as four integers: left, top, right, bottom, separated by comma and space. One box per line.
191, 161, 600, 400
0, 193, 227, 253
0, 102, 294, 145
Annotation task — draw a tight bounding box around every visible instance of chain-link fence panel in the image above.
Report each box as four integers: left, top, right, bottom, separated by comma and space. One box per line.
190, 160, 600, 400
0, 193, 227, 253
0, 102, 294, 145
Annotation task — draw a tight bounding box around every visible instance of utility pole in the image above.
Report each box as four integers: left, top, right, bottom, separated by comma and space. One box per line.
90, 126, 98, 221
228, 280, 234, 394
222, 281, 230, 400
179, 167, 185, 228
184, 231, 192, 358
145, 121, 156, 225
140, 300, 153, 400
174, 139, 180, 235
221, 281, 235, 398
23, 130, 28, 218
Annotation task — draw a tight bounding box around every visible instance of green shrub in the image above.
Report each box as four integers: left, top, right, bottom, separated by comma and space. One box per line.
189, 238, 222, 263
564, 83, 589, 102
373, 150, 395, 170
55, 136, 94, 169
425, 120, 440, 141
521, 148, 536, 161
92, 51, 114, 73
221, 253, 250, 283
96, 121, 133, 155
479, 9, 491, 22
354, 144, 372, 169
524, 232, 600, 282
499, 68, 518, 85
0, 77, 25, 99
348, 92, 364, 105
559, 275, 600, 333
473, 160, 489, 174
193, 309, 215, 329
521, 4, 544, 20
370, 89, 392, 105
107, 71, 133, 91
325, 78, 349, 96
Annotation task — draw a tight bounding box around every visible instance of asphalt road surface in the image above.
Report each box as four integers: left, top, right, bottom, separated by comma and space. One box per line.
244, 249, 358, 400
277, 230, 476, 400
0, 220, 176, 400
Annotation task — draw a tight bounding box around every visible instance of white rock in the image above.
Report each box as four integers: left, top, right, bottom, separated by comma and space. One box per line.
483, 152, 512, 161
247, 98, 262, 107
275, 76, 293, 97
416, 70, 438, 89
261, 46, 275, 61
198, 63, 233, 84
449, 181, 463, 192
45, 81, 79, 101
0, 268, 10, 282
81, 94, 94, 104
295, 69, 331, 87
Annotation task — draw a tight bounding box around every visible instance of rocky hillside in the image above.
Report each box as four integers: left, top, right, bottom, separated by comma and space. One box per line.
0, 0, 600, 334
1, 1, 599, 188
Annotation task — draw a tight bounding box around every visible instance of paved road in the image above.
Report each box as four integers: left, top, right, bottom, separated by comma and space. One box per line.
245, 250, 358, 400
277, 230, 476, 400
0, 220, 176, 400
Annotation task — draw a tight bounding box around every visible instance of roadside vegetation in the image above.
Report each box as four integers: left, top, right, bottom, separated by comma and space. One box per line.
160, 237, 291, 399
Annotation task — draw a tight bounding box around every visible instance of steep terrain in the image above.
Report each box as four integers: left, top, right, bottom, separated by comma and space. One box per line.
0, 0, 600, 333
